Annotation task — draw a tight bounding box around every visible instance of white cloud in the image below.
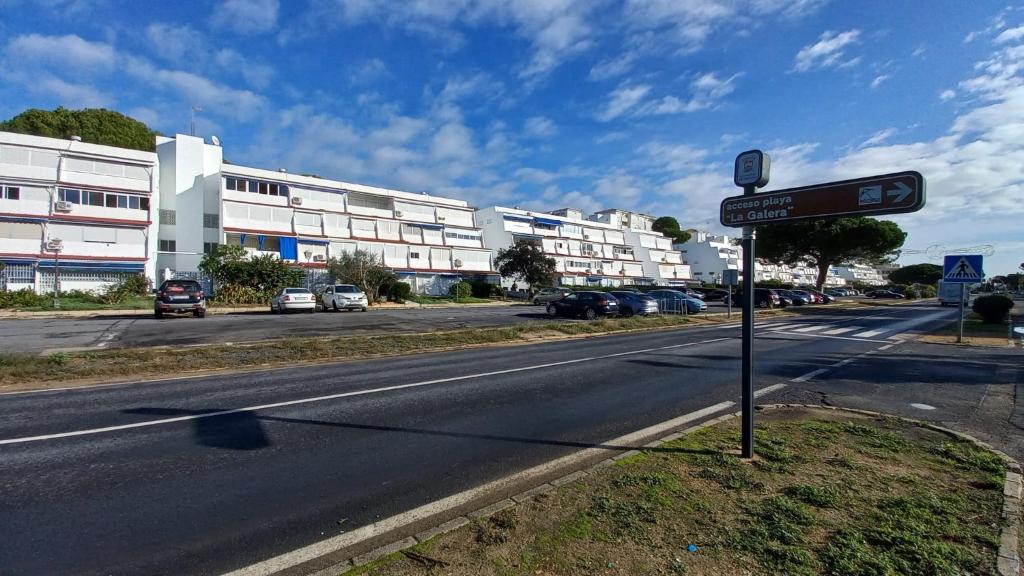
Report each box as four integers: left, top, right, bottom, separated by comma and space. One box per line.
860, 128, 896, 148
940, 89, 956, 101
515, 167, 558, 184
349, 58, 389, 85
430, 122, 476, 161
523, 116, 557, 138
995, 25, 1024, 44
595, 131, 627, 144
870, 74, 890, 89
145, 23, 204, 64
637, 71, 742, 115
6, 33, 116, 71
211, 0, 280, 33
593, 172, 645, 202
34, 75, 112, 107
215, 49, 275, 89
596, 84, 651, 122
793, 29, 861, 72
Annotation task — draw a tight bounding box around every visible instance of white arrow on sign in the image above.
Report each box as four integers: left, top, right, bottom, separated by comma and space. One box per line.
887, 181, 912, 203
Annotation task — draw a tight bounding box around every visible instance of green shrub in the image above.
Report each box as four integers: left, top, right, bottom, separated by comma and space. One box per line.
0, 288, 49, 308
903, 287, 921, 300
449, 281, 472, 299
919, 286, 937, 298
389, 281, 412, 303
468, 279, 500, 298
209, 283, 268, 305
890, 284, 909, 295
99, 274, 151, 304
972, 294, 1014, 324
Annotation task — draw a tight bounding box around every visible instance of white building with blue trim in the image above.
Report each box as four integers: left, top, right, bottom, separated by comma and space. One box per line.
0, 131, 157, 293
155, 134, 494, 295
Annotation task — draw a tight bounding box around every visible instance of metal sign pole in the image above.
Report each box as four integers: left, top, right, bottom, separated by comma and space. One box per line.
741, 214, 755, 458
957, 283, 965, 343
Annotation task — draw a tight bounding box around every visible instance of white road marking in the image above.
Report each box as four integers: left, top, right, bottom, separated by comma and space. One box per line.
830, 358, 854, 367
879, 344, 894, 350
0, 337, 734, 446
791, 368, 829, 382
792, 324, 832, 333
754, 383, 788, 397
822, 326, 860, 335
766, 331, 892, 344
763, 323, 802, 331
222, 382, 791, 576
910, 403, 936, 410
852, 328, 889, 339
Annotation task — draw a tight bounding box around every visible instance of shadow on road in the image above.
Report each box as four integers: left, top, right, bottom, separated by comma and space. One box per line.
123, 407, 271, 451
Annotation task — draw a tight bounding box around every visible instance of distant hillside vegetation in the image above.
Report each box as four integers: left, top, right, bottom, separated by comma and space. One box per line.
0, 107, 158, 152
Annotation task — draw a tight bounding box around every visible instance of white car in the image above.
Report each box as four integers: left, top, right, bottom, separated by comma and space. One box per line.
270, 287, 316, 313
320, 284, 369, 312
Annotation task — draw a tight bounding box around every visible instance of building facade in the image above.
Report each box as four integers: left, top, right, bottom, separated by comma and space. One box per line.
155, 134, 493, 294
833, 264, 886, 286
0, 132, 158, 293
475, 206, 691, 287
676, 230, 848, 286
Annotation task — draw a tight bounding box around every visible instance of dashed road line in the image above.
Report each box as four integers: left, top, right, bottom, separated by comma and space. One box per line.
792, 324, 833, 333
822, 326, 860, 335
791, 368, 829, 382
852, 328, 890, 339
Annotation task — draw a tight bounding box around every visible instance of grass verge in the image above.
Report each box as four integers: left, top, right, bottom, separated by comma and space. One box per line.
0, 314, 708, 390
345, 407, 1006, 576
407, 295, 495, 305
8, 295, 155, 312
920, 310, 1020, 347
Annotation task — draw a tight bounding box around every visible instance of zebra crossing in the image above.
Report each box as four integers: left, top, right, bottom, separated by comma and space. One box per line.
754, 321, 898, 341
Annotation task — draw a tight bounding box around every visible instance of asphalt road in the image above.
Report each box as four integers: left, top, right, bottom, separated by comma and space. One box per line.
0, 300, 739, 354
3, 304, 1017, 576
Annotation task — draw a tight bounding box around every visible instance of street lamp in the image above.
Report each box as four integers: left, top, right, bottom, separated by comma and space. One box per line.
453, 258, 464, 302
303, 249, 313, 263
46, 238, 63, 309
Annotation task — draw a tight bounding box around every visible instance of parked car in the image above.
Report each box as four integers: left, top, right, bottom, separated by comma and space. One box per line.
774, 286, 806, 305
680, 287, 705, 300
804, 288, 834, 303
532, 287, 573, 305
693, 287, 730, 301
866, 289, 904, 299
790, 289, 817, 304
271, 287, 316, 313
647, 289, 707, 314
610, 291, 659, 316
545, 291, 620, 319
154, 279, 206, 319
320, 284, 369, 312
723, 288, 781, 309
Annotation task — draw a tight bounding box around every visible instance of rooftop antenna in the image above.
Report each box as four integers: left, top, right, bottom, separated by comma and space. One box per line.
190, 105, 202, 137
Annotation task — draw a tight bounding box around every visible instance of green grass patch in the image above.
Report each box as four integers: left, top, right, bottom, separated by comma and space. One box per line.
10, 295, 155, 312
407, 295, 494, 304
348, 408, 1006, 576
0, 314, 697, 390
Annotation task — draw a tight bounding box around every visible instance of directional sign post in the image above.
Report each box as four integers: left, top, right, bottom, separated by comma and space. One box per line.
943, 254, 984, 343
723, 269, 739, 319
720, 171, 925, 227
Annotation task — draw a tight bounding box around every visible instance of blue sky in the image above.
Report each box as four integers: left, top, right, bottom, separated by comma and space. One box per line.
1, 0, 1023, 275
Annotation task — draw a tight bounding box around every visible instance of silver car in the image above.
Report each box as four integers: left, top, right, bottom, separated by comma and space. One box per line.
270, 287, 316, 314
532, 287, 573, 305
321, 284, 369, 312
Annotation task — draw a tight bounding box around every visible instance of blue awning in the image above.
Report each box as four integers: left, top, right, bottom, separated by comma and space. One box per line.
279, 236, 298, 260
502, 214, 534, 223
297, 238, 330, 245
533, 217, 562, 227
415, 223, 444, 230
0, 215, 45, 224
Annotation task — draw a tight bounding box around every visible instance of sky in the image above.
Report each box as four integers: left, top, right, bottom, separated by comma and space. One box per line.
0, 0, 1023, 275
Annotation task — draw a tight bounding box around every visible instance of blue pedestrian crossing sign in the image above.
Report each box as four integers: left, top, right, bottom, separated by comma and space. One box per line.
943, 254, 984, 283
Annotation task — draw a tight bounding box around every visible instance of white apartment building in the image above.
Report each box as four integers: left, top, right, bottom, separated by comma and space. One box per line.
676, 230, 847, 286
475, 206, 690, 287
834, 264, 886, 286
588, 209, 692, 285
0, 131, 158, 293
155, 134, 492, 294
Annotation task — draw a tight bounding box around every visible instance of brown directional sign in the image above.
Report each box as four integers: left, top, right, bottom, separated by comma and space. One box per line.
720, 171, 925, 227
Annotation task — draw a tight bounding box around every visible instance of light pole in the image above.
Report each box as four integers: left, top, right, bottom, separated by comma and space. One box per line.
47, 238, 63, 309
453, 259, 463, 302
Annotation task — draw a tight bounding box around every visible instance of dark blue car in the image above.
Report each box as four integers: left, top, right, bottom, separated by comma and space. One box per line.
545, 291, 620, 320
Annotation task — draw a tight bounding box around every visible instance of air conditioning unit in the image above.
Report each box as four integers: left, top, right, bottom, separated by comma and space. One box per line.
45, 239, 63, 252
290, 196, 303, 206
436, 216, 446, 222
54, 201, 73, 212
312, 254, 326, 262
453, 258, 463, 268
394, 210, 404, 217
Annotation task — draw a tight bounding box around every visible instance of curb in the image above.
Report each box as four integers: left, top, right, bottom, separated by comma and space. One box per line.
269, 404, 1022, 576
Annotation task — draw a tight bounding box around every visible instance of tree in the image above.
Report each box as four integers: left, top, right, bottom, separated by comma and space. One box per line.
493, 241, 557, 288
1005, 273, 1023, 291
652, 216, 692, 245
199, 244, 305, 297
0, 107, 158, 152
327, 249, 396, 303
888, 263, 943, 286
756, 217, 906, 289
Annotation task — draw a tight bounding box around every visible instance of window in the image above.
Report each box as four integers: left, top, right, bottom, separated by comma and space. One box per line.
159, 240, 177, 252
2, 186, 19, 200
349, 192, 391, 210
225, 177, 288, 196
203, 213, 219, 228
117, 195, 128, 208
57, 187, 148, 211
160, 210, 176, 225
87, 191, 104, 206
444, 230, 481, 241
203, 242, 218, 254
410, 251, 421, 259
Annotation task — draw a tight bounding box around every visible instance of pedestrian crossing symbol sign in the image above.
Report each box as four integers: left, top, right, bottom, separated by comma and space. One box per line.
943, 254, 984, 283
